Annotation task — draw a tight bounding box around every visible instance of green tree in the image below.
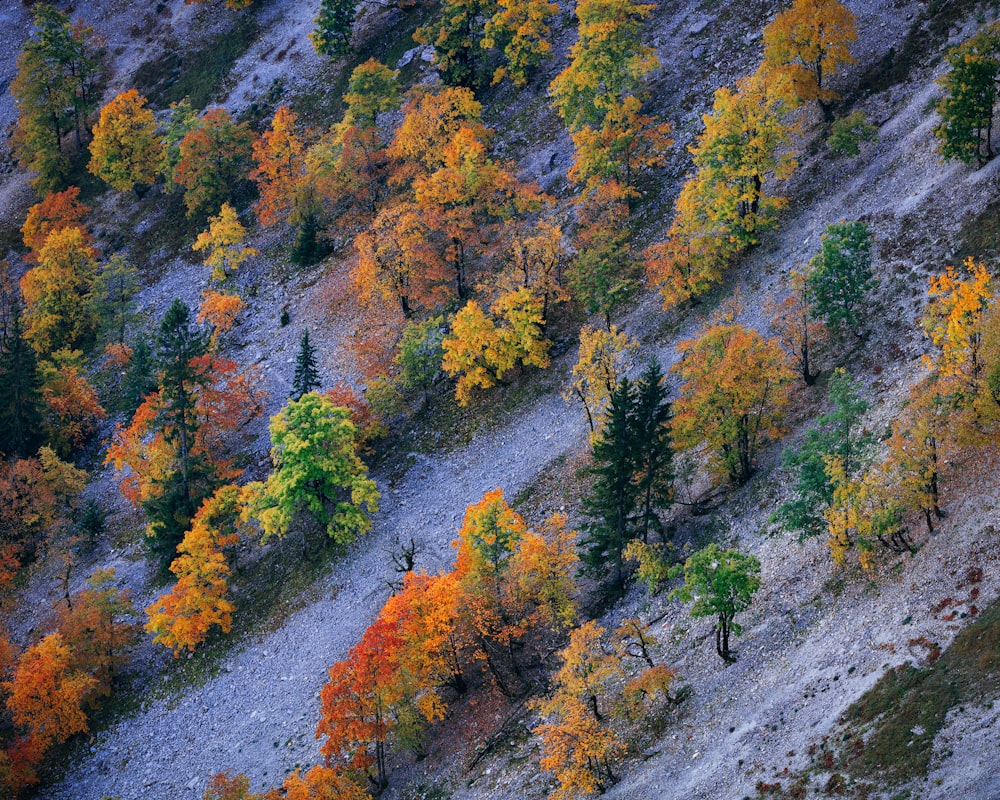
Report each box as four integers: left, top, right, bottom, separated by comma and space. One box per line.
310, 0, 356, 58
291, 329, 321, 400
670, 543, 761, 662
805, 220, 874, 336
415, 0, 490, 88
10, 4, 107, 191
549, 0, 658, 130
0, 302, 44, 458
581, 378, 640, 591
773, 369, 874, 539
631, 358, 673, 543
245, 393, 380, 546
934, 23, 1000, 166
395, 315, 446, 405
146, 299, 212, 567
93, 254, 140, 347
123, 337, 155, 417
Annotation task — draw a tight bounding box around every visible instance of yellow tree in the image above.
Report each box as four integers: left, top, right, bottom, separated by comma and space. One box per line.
88, 89, 162, 192
563, 323, 637, 434
19, 226, 100, 357
442, 288, 551, 406
145, 485, 243, 655
690, 72, 797, 248
250, 105, 305, 227
672, 323, 795, 487
644, 176, 736, 310
192, 203, 259, 282
482, 0, 559, 86
760, 0, 857, 118
493, 219, 569, 326
923, 257, 993, 403
533, 622, 622, 800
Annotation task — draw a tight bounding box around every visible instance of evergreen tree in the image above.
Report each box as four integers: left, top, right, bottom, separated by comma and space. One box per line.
310, 0, 356, 58
581, 378, 640, 591
0, 302, 44, 457
147, 299, 211, 569
291, 329, 321, 400
123, 337, 155, 417
290, 211, 326, 267
773, 369, 874, 539
631, 358, 673, 543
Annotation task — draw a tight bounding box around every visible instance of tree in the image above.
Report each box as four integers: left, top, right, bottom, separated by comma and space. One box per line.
672, 323, 795, 487
21, 186, 91, 260
244, 393, 379, 546
414, 0, 490, 88
923, 257, 993, 403
760, 0, 856, 118
0, 301, 44, 458
549, 0, 659, 131
146, 485, 242, 655
569, 181, 636, 325
39, 349, 107, 457
123, 337, 155, 416
441, 288, 551, 406
395, 316, 446, 404
93, 253, 140, 347
631, 358, 673, 543
192, 203, 258, 282
264, 766, 372, 800
4, 633, 97, 749
342, 59, 401, 128
773, 369, 873, 539
250, 105, 305, 227
644, 176, 736, 310
88, 89, 163, 192
174, 107, 254, 217
581, 379, 639, 590
689, 72, 797, 248
58, 568, 138, 694
10, 4, 107, 191
291, 329, 321, 400
452, 489, 576, 695
19, 225, 100, 357
670, 543, 761, 662
197, 289, 246, 346
310, 0, 356, 58
497, 220, 569, 326
533, 622, 623, 800
805, 221, 874, 336
563, 323, 637, 435
159, 99, 199, 192
768, 267, 826, 385
316, 618, 408, 792
482, 0, 558, 86
933, 23, 1000, 166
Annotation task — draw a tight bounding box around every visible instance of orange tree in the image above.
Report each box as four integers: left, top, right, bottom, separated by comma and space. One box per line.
672, 323, 795, 487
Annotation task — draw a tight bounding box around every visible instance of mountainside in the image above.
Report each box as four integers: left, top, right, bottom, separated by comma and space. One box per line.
1, 1, 999, 800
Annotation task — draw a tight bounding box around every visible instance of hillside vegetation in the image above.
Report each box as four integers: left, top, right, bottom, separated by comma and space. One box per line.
0, 1, 998, 800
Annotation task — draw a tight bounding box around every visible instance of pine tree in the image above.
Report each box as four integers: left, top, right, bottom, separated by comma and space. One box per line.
631, 358, 673, 543
0, 302, 44, 457
123, 337, 155, 417
805, 221, 874, 337
581, 378, 639, 591
291, 329, 321, 400
146, 300, 211, 569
